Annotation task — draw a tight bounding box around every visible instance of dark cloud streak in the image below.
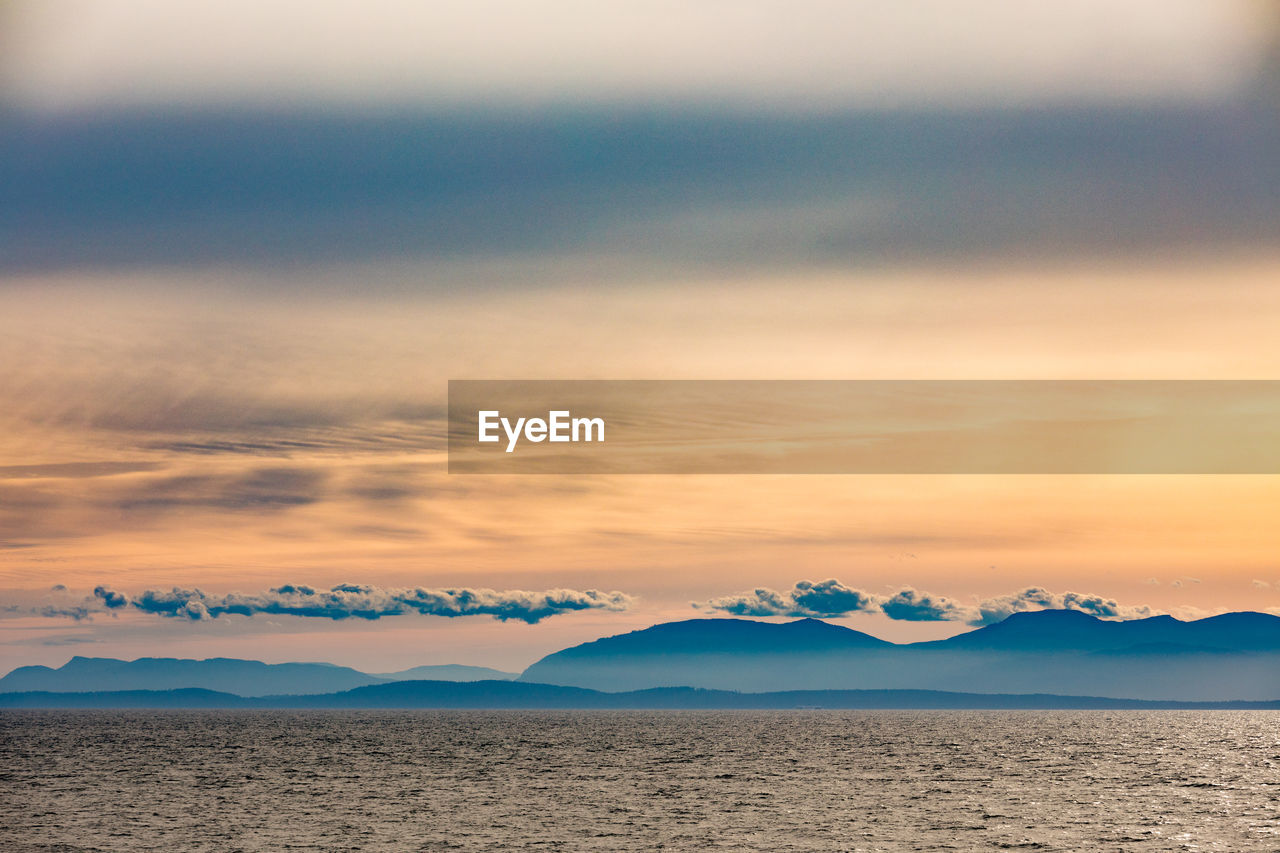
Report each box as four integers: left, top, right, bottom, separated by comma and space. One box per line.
3, 103, 1278, 278
113, 467, 327, 512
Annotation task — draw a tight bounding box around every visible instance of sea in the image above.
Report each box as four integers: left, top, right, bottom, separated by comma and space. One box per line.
2, 710, 1277, 851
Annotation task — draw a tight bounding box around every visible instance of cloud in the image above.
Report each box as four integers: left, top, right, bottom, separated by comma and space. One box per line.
93, 586, 128, 609
114, 467, 327, 512
970, 587, 1156, 626
9, 1, 1258, 111
5, 102, 1280, 277
0, 462, 163, 479
92, 583, 632, 624
37, 603, 95, 620
698, 579, 972, 622
38, 635, 101, 646
698, 579, 880, 618
0, 587, 119, 621
879, 588, 970, 622
699, 580, 1166, 626
789, 579, 880, 616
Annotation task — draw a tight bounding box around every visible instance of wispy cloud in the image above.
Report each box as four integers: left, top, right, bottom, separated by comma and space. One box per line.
0, 462, 164, 479
698, 579, 1165, 625
113, 467, 327, 512
0, 586, 116, 621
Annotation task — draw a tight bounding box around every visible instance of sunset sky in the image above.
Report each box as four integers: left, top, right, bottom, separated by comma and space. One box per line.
2, 1, 1279, 672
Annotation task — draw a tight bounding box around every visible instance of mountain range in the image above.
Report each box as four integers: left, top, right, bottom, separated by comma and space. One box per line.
2, 682, 1277, 711
520, 610, 1280, 700
3, 609, 1278, 704
0, 656, 516, 697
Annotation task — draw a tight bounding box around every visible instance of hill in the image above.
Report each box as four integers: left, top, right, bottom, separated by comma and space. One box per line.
926, 609, 1280, 653
519, 611, 1280, 700
0, 656, 384, 697
372, 664, 519, 681
3, 680, 1278, 710
8, 611, 1279, 702
0, 657, 524, 696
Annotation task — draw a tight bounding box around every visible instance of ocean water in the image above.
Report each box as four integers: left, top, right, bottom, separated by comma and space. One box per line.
2, 710, 1278, 852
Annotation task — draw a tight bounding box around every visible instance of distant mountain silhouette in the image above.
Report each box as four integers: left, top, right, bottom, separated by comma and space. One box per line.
545, 618, 891, 659
519, 611, 1280, 700
2, 680, 1278, 710
521, 617, 896, 694
926, 609, 1280, 653
0, 656, 385, 697
7, 611, 1279, 702
0, 687, 258, 709
372, 664, 519, 681
0, 656, 518, 697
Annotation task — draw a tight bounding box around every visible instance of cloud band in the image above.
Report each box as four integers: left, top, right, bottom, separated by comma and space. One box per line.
63, 583, 633, 624
697, 580, 1157, 626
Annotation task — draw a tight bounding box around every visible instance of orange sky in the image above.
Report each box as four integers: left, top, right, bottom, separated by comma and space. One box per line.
2, 1, 1279, 672
2, 255, 1278, 670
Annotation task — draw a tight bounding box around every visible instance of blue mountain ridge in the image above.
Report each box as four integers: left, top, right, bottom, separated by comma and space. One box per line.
0, 656, 516, 697
546, 616, 891, 660
372, 664, 519, 681
924, 609, 1280, 652
2, 680, 1278, 710
6, 610, 1279, 702
517, 610, 1280, 700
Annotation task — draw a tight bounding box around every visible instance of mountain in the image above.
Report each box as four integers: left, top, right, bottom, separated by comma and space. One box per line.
543, 618, 892, 658
927, 609, 1280, 653
0, 658, 523, 696
3, 680, 1278, 710
520, 617, 893, 693
0, 687, 258, 709
519, 611, 1280, 700
7, 611, 1279, 702
373, 664, 519, 681
0, 656, 384, 697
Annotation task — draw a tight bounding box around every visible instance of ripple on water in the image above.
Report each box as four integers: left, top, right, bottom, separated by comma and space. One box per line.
1, 710, 1278, 852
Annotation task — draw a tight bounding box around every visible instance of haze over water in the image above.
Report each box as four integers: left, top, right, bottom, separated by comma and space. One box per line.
3, 710, 1278, 852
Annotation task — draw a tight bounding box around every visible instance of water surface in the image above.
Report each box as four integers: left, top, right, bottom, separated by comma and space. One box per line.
2, 710, 1277, 851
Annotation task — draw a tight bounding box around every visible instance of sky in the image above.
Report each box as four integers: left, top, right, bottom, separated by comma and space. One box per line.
2, 1, 1279, 672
